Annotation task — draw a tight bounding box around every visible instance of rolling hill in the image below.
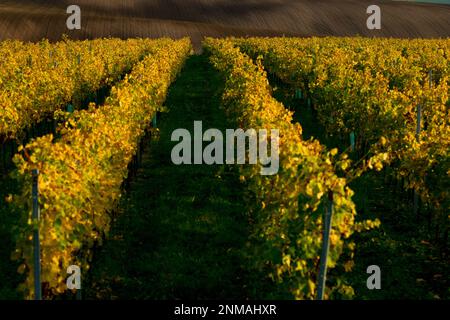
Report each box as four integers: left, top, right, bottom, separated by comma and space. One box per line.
0, 0, 449, 50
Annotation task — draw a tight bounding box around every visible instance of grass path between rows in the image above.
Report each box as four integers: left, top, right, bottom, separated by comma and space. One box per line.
85, 55, 251, 299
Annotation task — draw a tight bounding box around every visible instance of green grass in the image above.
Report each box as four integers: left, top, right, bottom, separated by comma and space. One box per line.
0, 175, 25, 299
84, 55, 254, 299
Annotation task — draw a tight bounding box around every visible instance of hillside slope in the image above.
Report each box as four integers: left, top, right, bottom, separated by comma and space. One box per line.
0, 0, 449, 49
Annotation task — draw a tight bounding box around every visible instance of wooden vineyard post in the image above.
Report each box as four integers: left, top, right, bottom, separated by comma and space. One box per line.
317, 191, 334, 300
32, 169, 42, 300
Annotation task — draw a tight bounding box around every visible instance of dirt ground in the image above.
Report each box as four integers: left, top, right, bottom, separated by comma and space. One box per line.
0, 0, 449, 50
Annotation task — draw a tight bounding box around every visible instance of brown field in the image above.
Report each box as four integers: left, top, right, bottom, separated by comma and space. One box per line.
0, 0, 449, 49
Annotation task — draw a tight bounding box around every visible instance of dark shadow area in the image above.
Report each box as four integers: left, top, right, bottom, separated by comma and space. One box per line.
84, 55, 252, 299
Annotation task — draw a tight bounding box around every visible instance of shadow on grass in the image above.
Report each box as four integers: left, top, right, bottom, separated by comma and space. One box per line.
0, 175, 25, 299
84, 55, 252, 299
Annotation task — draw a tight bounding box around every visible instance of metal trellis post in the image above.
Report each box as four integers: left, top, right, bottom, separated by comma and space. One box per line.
317, 191, 334, 300
32, 169, 42, 300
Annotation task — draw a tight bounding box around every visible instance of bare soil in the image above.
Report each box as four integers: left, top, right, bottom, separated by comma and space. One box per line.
0, 0, 448, 50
